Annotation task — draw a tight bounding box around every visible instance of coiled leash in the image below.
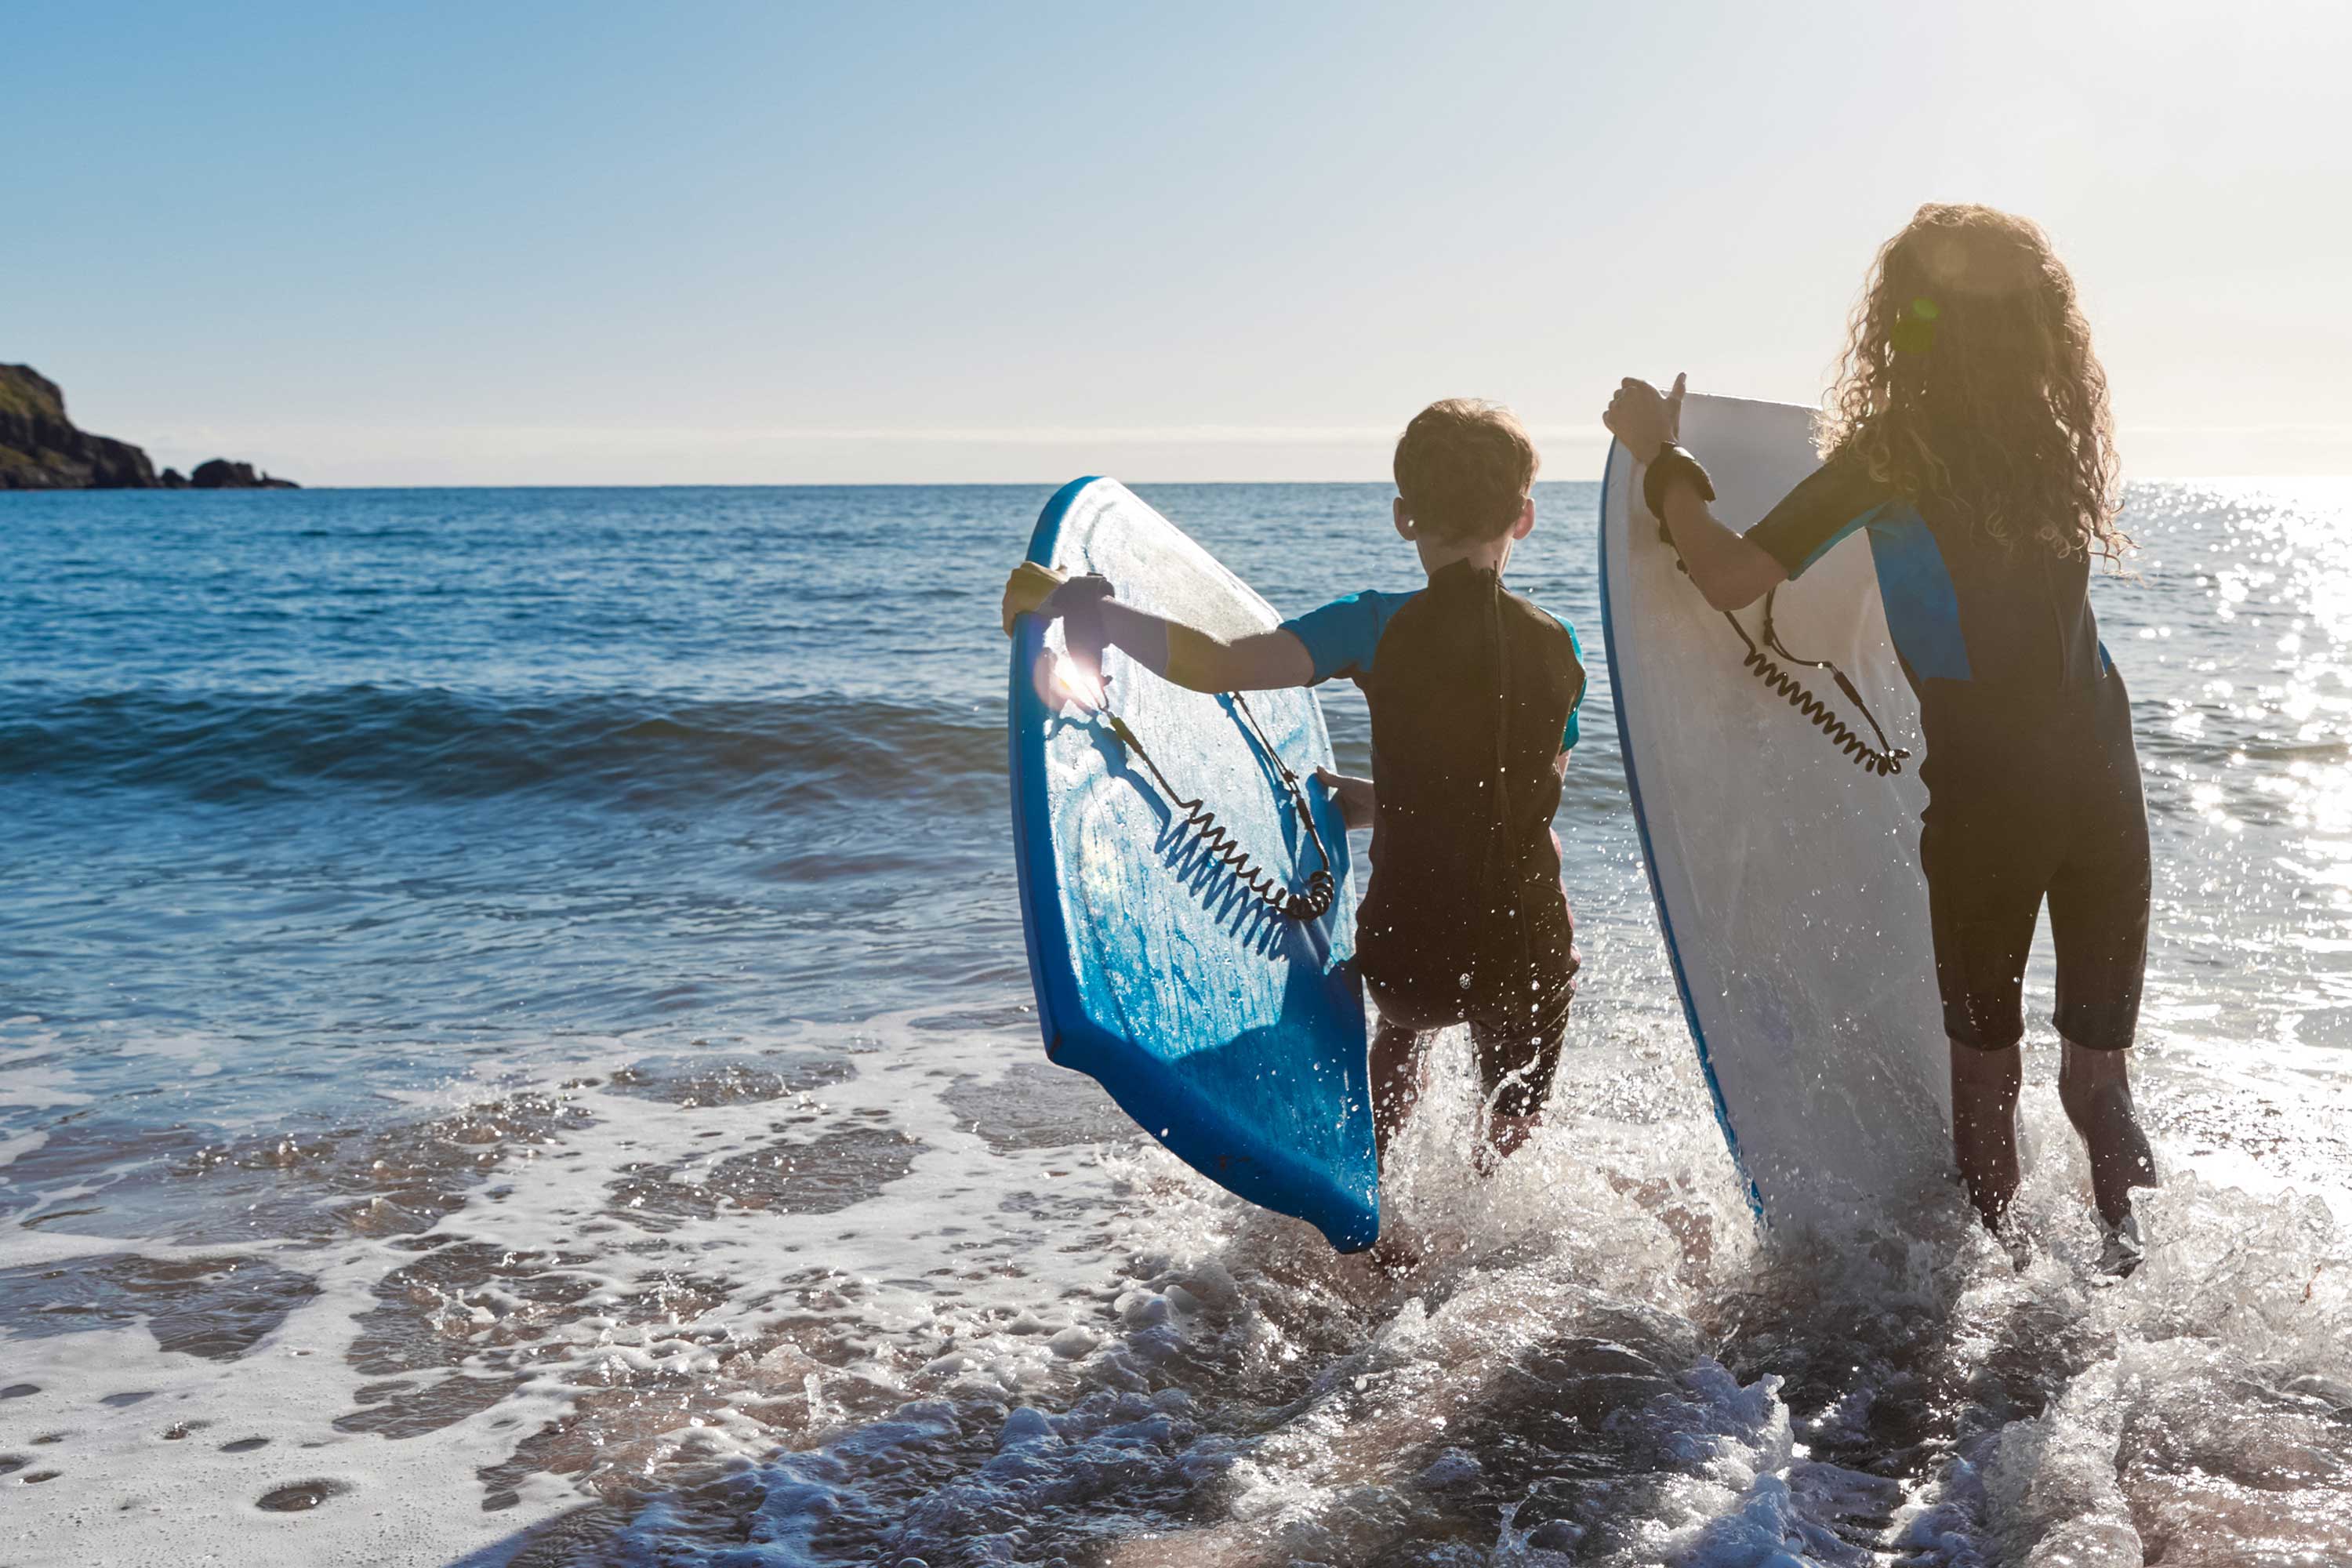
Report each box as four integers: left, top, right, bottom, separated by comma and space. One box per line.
1084, 679, 1338, 923
1720, 592, 1909, 777
1646, 444, 1908, 779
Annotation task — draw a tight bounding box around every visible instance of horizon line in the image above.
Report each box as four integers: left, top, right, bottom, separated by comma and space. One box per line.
14, 474, 2351, 493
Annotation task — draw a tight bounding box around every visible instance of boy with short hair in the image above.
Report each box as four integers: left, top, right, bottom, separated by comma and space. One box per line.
1002, 399, 1586, 1170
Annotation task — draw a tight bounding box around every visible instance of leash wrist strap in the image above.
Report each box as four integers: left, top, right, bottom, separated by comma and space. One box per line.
1643, 443, 1715, 521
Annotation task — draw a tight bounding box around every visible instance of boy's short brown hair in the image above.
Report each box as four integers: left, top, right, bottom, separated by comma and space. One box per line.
1392, 399, 1539, 545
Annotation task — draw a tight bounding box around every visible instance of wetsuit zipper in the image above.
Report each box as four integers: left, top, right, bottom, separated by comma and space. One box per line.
2042, 548, 2074, 687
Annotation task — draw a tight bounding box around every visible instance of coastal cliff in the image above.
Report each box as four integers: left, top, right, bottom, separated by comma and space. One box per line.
0, 364, 297, 489
0, 365, 155, 488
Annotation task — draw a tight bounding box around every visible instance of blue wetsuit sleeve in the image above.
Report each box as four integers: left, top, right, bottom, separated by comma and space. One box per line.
1279, 590, 1413, 685
1540, 611, 1587, 751
1743, 454, 1894, 580
1563, 621, 1585, 752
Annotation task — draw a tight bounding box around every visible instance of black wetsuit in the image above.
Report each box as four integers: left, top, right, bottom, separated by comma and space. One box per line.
1283, 560, 1587, 1113
1744, 452, 2151, 1051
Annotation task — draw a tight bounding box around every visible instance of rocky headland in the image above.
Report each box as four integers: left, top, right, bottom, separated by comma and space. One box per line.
0, 364, 297, 489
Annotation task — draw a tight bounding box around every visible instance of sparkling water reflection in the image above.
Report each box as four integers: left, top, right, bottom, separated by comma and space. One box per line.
0, 480, 2347, 1566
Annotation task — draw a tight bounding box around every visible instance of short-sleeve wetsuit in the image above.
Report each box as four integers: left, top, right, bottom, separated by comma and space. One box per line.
1281, 559, 1588, 1116
1742, 452, 2151, 1051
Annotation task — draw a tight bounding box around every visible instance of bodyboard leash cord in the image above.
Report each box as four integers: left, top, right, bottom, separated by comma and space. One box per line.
1073, 673, 1337, 923
1660, 524, 1910, 777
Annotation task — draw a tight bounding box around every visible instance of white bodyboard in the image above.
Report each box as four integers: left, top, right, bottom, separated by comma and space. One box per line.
1600, 394, 1952, 1230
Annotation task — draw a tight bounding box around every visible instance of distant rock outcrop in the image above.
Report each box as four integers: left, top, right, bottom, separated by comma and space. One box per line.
0, 364, 297, 490
189, 457, 297, 490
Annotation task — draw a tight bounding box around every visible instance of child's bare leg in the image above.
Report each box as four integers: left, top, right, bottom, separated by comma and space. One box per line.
1481, 1111, 1541, 1164
1951, 1039, 2023, 1230
2057, 1039, 2156, 1229
1370, 1018, 1427, 1170
1472, 1004, 1566, 1174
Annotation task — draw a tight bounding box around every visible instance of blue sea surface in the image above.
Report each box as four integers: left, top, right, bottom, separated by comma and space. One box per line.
3, 481, 2350, 1564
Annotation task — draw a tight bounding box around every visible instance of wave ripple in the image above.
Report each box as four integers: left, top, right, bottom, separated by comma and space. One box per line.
0, 685, 1004, 808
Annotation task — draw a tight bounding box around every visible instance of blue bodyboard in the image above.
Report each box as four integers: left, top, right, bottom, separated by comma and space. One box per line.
1007, 478, 1378, 1252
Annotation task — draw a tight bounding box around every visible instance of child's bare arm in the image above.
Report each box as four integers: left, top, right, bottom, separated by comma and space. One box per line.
1002, 564, 1313, 691
1602, 374, 1788, 612
1656, 482, 1788, 613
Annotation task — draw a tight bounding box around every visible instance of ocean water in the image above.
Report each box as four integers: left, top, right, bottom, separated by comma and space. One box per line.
2, 479, 2349, 1567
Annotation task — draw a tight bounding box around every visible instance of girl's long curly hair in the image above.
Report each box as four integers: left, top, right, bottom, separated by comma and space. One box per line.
1819, 203, 2128, 562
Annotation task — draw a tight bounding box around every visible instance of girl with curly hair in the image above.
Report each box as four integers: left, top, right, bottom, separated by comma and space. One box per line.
1605, 204, 2156, 1267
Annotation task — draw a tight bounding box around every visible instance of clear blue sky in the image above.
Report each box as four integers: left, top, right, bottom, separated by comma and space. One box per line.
14, 2, 2350, 483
